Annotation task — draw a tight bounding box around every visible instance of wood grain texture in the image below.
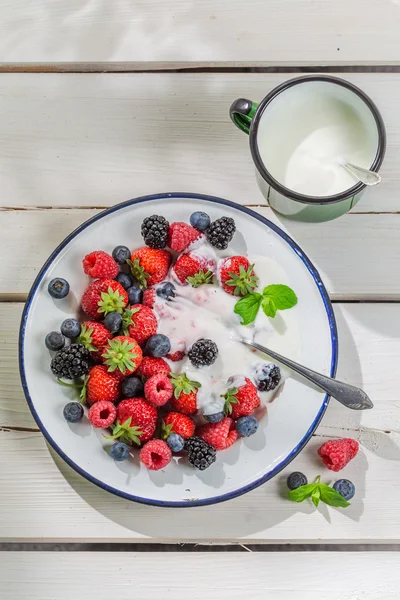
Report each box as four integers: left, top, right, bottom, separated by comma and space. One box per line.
1, 208, 399, 299
0, 0, 399, 65
2, 302, 400, 542
0, 73, 399, 212
0, 552, 398, 598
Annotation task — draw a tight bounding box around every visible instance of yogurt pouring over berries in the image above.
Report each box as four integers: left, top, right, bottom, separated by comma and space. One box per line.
46, 210, 299, 473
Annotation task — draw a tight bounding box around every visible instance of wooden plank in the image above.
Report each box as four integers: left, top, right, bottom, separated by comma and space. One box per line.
0, 73, 398, 212
0, 1, 399, 65
1, 552, 398, 599
2, 302, 400, 542
0, 208, 399, 299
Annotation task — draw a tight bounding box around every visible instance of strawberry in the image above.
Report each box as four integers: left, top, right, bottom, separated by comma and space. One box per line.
168, 222, 201, 252
135, 356, 171, 380
101, 335, 143, 377
173, 252, 216, 287
122, 304, 157, 345
128, 247, 171, 288
82, 365, 120, 405
219, 256, 258, 296
143, 289, 156, 308
82, 251, 119, 279
162, 411, 195, 440
169, 372, 201, 415
77, 321, 112, 359
223, 378, 260, 419
81, 279, 128, 320
197, 417, 238, 450
112, 397, 158, 444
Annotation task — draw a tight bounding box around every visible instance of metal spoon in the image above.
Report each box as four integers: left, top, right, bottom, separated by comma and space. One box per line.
240, 339, 373, 410
342, 162, 381, 186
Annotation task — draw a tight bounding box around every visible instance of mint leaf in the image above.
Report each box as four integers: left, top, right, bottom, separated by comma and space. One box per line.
319, 484, 351, 508
233, 293, 262, 325
311, 487, 321, 508
288, 483, 318, 503
261, 296, 277, 318
262, 284, 297, 315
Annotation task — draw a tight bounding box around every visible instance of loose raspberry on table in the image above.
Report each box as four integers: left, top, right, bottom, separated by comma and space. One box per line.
318, 438, 359, 472
140, 439, 172, 470
144, 374, 173, 407
83, 251, 119, 279
88, 400, 117, 428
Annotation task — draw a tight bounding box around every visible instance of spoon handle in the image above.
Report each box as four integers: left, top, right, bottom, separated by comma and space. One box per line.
343, 163, 381, 186
241, 339, 373, 410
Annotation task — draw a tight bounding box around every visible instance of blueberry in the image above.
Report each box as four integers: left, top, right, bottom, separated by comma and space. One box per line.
167, 433, 185, 453
144, 334, 171, 358
115, 272, 134, 290
190, 211, 211, 231
255, 363, 281, 392
61, 318, 81, 339
104, 312, 123, 333
110, 442, 130, 462
112, 245, 131, 265
204, 412, 224, 423
63, 401, 84, 423
127, 285, 143, 304
236, 415, 259, 437
333, 479, 355, 501
45, 331, 65, 351
48, 278, 70, 299
287, 471, 308, 490
121, 376, 144, 398
156, 282, 176, 301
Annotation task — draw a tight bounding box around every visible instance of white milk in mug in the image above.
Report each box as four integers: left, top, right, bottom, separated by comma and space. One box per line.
230, 76, 386, 222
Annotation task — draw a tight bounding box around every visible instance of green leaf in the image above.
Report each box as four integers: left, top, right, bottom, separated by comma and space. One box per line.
261, 296, 277, 318
319, 485, 351, 508
311, 487, 321, 508
170, 373, 201, 399
225, 264, 259, 296
288, 483, 318, 503
187, 270, 214, 288
262, 285, 298, 311
223, 387, 239, 415
127, 258, 149, 289
233, 293, 262, 325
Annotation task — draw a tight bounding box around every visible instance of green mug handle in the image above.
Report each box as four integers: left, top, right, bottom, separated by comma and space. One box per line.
229, 98, 259, 134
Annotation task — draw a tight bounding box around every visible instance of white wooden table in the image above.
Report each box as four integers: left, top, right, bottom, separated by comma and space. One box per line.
1, 2, 400, 598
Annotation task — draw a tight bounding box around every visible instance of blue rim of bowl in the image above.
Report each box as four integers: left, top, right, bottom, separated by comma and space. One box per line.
19, 192, 338, 508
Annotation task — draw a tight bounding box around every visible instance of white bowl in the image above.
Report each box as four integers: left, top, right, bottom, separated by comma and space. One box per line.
19, 193, 337, 507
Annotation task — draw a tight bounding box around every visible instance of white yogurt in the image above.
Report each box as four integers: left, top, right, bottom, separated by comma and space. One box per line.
154, 242, 300, 415
256, 81, 378, 197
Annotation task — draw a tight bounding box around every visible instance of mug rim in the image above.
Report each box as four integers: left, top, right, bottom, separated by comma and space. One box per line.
249, 75, 386, 205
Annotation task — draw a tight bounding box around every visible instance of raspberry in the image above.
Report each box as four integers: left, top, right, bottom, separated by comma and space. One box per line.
144, 374, 173, 407
143, 289, 156, 308
135, 356, 171, 380
318, 438, 359, 472
140, 439, 172, 470
168, 222, 201, 252
88, 400, 117, 428
166, 350, 186, 362
83, 251, 119, 279
197, 417, 238, 450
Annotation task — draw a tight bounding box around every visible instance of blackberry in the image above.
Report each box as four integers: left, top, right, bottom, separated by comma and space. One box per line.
206, 216, 236, 250
185, 437, 216, 470
50, 343, 91, 379
255, 363, 281, 392
188, 338, 218, 367
141, 215, 169, 249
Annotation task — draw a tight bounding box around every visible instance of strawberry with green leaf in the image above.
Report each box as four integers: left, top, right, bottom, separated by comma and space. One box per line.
81, 278, 128, 320
105, 416, 143, 446
102, 335, 143, 377
77, 321, 112, 359
170, 372, 201, 415
173, 252, 216, 287
113, 397, 158, 443
162, 411, 195, 440
219, 256, 258, 296
121, 304, 158, 345
128, 247, 171, 288
223, 377, 260, 419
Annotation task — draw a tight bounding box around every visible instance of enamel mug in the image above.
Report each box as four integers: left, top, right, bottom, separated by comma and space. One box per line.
230, 75, 386, 222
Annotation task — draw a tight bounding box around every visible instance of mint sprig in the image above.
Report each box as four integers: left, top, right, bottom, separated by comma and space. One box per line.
288, 476, 350, 508
234, 284, 297, 325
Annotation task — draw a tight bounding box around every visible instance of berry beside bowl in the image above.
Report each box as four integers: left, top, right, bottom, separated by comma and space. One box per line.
19, 193, 337, 507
